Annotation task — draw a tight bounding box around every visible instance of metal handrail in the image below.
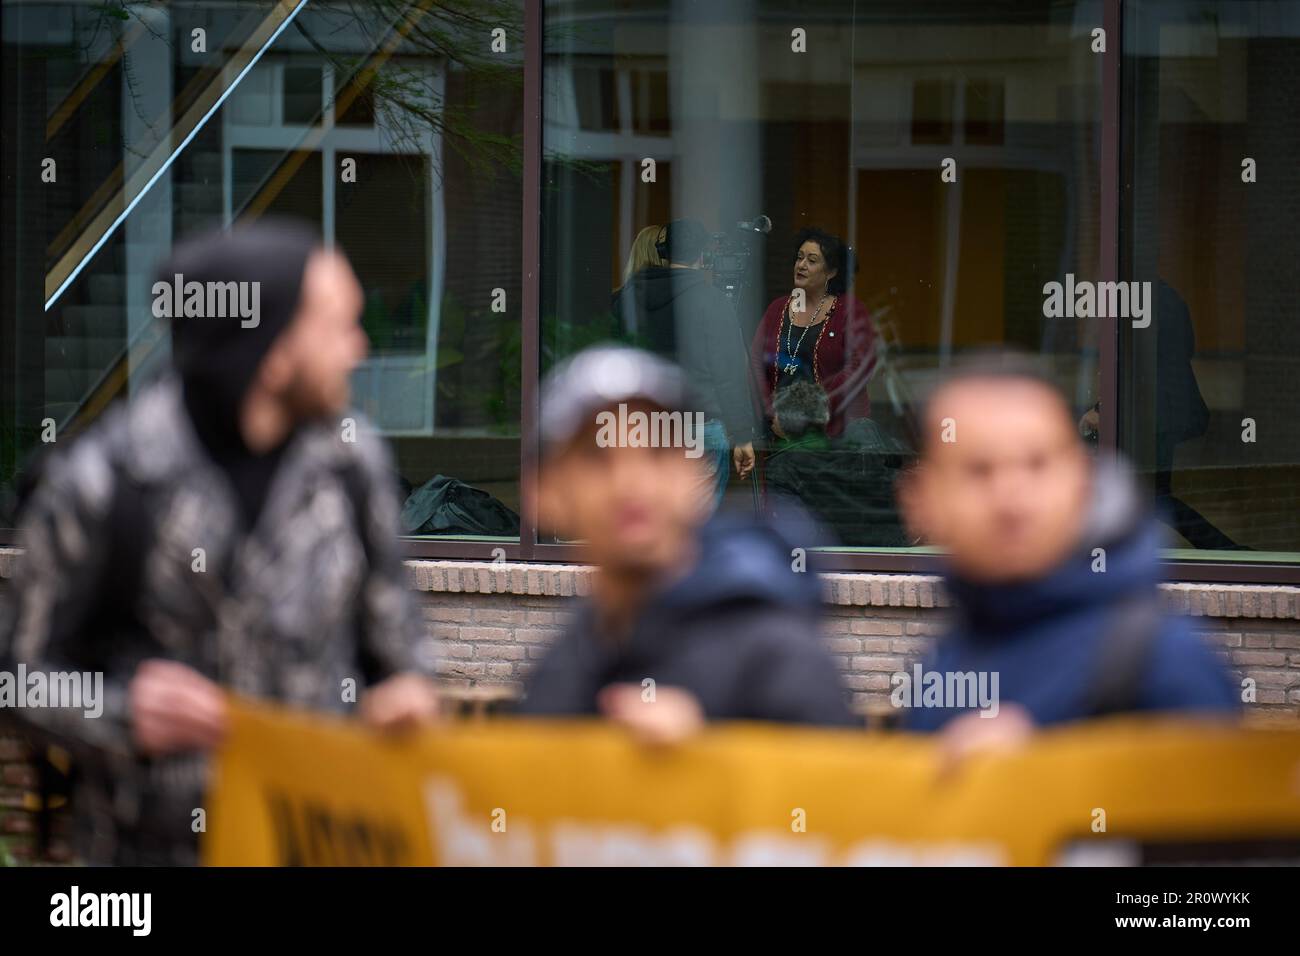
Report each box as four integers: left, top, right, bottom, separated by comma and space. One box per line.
44, 0, 312, 311
57, 0, 440, 432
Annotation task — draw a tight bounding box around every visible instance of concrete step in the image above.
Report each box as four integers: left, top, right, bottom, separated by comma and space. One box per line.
44, 401, 81, 424
187, 151, 223, 182
84, 273, 124, 306
175, 211, 226, 241
45, 335, 125, 369
51, 304, 126, 339
174, 181, 224, 213
45, 367, 101, 408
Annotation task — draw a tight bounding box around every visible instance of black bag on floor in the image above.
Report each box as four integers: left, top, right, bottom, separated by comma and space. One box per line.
400, 475, 520, 536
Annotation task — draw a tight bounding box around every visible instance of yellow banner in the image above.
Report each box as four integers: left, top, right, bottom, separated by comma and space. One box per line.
204, 698, 1300, 866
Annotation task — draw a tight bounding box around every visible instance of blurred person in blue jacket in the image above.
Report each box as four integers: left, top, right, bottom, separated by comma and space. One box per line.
895, 351, 1238, 750
518, 346, 854, 741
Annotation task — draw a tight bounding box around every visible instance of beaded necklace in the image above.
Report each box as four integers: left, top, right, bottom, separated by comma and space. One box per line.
774, 292, 835, 385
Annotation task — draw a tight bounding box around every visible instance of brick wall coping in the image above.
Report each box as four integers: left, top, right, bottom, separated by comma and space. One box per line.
2, 548, 1297, 620
400, 561, 1299, 619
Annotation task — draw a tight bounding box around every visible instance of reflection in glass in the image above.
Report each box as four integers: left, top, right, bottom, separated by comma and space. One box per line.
1121, 0, 1300, 560
542, 0, 1103, 549
1, 1, 524, 539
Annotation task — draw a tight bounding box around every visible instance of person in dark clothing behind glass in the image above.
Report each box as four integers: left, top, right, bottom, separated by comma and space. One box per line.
0, 219, 440, 864
518, 346, 854, 742
1078, 280, 1241, 550
1151, 281, 1245, 549
610, 219, 757, 512
896, 352, 1237, 760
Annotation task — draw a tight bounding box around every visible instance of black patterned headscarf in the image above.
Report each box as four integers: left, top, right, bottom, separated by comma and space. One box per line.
158, 218, 321, 457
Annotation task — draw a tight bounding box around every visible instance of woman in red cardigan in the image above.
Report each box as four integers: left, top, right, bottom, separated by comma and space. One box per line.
734, 228, 878, 479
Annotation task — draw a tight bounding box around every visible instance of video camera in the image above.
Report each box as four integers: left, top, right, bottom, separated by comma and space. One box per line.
705, 214, 771, 303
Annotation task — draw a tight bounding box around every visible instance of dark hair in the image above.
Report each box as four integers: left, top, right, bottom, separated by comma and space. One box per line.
657, 219, 709, 266
792, 227, 855, 295
916, 349, 1076, 453
773, 381, 831, 438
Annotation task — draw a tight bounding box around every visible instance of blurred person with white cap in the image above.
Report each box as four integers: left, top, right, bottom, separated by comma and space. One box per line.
518, 345, 854, 743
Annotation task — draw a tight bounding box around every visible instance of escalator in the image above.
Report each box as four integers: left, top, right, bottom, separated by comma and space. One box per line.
33, 0, 452, 438
39, 0, 314, 432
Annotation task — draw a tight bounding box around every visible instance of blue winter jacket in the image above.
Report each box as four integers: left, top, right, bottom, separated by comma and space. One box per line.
903, 460, 1240, 731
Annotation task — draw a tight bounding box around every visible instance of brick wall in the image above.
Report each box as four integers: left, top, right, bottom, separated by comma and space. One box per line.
0, 735, 34, 865
409, 561, 1300, 714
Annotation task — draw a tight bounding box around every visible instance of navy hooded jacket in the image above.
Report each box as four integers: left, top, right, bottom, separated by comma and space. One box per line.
903, 459, 1239, 731
518, 506, 855, 727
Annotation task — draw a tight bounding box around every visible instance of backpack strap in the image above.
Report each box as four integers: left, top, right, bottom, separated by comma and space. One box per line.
1083, 593, 1164, 717
336, 458, 374, 569
336, 458, 390, 684
103, 460, 152, 612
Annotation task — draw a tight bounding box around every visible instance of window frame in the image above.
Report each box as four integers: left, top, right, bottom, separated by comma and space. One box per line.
485, 0, 1300, 585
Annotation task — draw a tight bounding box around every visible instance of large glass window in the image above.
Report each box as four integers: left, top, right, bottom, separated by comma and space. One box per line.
3, 1, 1298, 578
0, 1, 524, 543
541, 0, 1102, 550
1121, 0, 1300, 562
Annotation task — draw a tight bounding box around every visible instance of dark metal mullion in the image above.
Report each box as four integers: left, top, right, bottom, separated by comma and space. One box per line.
1098, 0, 1122, 454
516, 0, 542, 561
